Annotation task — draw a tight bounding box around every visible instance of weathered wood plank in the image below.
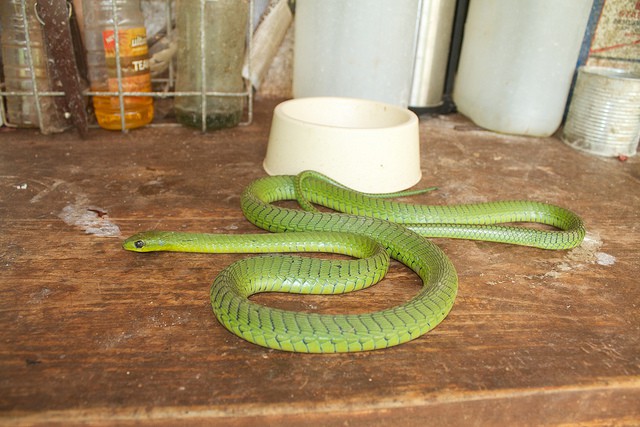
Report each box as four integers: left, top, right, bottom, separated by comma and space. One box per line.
1, 99, 638, 425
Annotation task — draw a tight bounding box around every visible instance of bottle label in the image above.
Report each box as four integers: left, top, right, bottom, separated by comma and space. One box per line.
102, 27, 152, 94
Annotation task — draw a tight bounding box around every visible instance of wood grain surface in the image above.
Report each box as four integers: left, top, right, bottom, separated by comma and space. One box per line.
1, 99, 638, 426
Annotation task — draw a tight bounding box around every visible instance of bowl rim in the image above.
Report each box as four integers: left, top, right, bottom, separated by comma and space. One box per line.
273, 96, 419, 131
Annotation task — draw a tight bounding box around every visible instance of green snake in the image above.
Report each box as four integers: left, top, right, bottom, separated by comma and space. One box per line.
123, 171, 585, 353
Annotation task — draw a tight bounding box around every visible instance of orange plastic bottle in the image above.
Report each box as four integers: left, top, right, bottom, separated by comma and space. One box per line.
83, 0, 153, 130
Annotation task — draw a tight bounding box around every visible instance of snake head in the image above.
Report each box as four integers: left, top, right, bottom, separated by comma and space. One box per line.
123, 231, 194, 252
122, 232, 157, 252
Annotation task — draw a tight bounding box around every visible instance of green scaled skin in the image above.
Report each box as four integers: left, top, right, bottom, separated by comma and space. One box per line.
123, 171, 585, 353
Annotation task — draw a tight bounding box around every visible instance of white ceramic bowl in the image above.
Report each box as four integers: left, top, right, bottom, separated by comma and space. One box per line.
263, 97, 422, 193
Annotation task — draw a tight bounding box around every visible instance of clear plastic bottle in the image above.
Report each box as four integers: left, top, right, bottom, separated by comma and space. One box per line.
174, 0, 248, 130
82, 0, 153, 130
0, 0, 70, 133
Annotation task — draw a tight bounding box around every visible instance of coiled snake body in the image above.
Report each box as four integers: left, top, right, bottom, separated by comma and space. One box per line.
123, 171, 585, 353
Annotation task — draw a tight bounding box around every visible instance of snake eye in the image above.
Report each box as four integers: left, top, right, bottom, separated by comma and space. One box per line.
134, 240, 145, 249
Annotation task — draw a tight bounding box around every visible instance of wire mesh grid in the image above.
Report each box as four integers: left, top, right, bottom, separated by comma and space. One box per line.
0, 0, 254, 132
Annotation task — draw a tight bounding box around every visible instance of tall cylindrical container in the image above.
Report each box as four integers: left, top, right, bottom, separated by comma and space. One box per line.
452, 0, 592, 137
82, 0, 153, 130
409, 0, 457, 108
0, 0, 69, 133
174, 0, 249, 130
293, 0, 420, 108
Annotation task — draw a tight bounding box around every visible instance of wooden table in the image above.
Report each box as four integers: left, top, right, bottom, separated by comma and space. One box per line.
1, 99, 638, 425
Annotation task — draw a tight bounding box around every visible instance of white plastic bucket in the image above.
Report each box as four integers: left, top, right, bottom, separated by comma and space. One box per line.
563, 67, 640, 157
293, 0, 420, 108
452, 0, 592, 137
